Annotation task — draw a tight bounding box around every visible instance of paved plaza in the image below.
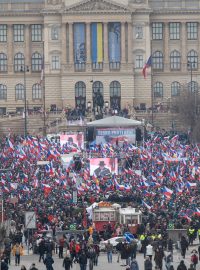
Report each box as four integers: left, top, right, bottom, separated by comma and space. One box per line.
8, 245, 198, 270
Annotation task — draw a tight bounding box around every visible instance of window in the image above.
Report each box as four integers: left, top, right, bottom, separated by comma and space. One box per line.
171, 82, 181, 97
15, 84, 24, 100
51, 55, 60, 70
135, 55, 143, 69
0, 84, 7, 100
170, 50, 181, 70
75, 81, 86, 109
0, 53, 7, 72
31, 24, 42, 42
14, 53, 25, 72
32, 52, 42, 72
154, 82, 163, 98
32, 84, 42, 100
152, 51, 163, 70
187, 50, 198, 70
0, 25, 7, 42
13, 24, 24, 42
110, 81, 121, 110
51, 26, 59, 40
152, 23, 163, 40
188, 81, 198, 93
169, 23, 180, 40
135, 25, 143, 39
187, 22, 198, 40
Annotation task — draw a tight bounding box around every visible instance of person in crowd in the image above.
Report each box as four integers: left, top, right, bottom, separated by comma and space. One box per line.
29, 263, 39, 270
78, 250, 88, 270
177, 260, 187, 270
180, 236, 188, 259
154, 247, 164, 270
93, 243, 100, 266
164, 250, 173, 270
63, 253, 72, 270
38, 238, 46, 263
130, 258, 139, 270
12, 242, 23, 266
146, 243, 153, 261
44, 253, 54, 270
144, 256, 152, 270
105, 240, 113, 263
191, 250, 198, 270
58, 236, 65, 259
1, 259, 9, 270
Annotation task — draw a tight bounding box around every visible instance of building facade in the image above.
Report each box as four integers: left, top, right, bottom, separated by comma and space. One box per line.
0, 0, 199, 115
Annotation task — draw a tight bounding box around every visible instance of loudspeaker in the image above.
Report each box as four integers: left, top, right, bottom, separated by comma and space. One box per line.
136, 128, 142, 141
86, 127, 94, 142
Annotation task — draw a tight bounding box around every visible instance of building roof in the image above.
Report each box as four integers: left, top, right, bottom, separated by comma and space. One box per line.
87, 115, 142, 128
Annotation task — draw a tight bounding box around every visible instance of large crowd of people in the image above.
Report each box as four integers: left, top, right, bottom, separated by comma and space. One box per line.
0, 131, 200, 269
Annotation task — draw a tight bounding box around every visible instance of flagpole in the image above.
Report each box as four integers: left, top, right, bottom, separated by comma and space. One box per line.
151, 39, 154, 126
42, 41, 46, 136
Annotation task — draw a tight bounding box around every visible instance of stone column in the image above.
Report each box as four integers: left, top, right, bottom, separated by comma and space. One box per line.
103, 22, 108, 63
181, 22, 187, 72
25, 24, 30, 67
86, 23, 91, 64
7, 25, 13, 73
43, 23, 49, 72
68, 22, 73, 64
61, 23, 67, 65
127, 22, 133, 64
121, 22, 126, 63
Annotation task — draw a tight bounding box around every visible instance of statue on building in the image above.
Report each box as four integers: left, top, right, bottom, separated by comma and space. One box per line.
93, 89, 104, 115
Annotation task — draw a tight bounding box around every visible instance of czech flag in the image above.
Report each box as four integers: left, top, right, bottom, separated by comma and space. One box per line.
142, 56, 152, 79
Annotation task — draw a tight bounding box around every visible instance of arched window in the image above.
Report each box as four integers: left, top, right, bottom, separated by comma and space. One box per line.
171, 81, 181, 97
110, 81, 121, 110
170, 50, 181, 70
31, 52, 42, 72
188, 81, 198, 93
0, 53, 7, 72
0, 84, 7, 100
154, 82, 163, 98
15, 84, 24, 100
14, 52, 24, 72
92, 81, 103, 106
32, 84, 42, 99
75, 81, 86, 109
187, 50, 198, 70
152, 51, 163, 70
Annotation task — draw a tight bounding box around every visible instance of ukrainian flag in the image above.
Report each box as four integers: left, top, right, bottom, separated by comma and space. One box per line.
91, 23, 103, 63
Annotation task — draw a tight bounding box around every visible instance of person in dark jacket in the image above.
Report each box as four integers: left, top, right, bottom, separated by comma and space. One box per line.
63, 254, 72, 270
78, 250, 88, 270
144, 256, 152, 270
1, 259, 9, 270
38, 239, 46, 262
177, 260, 187, 270
168, 239, 173, 254
180, 236, 188, 259
44, 253, 54, 270
154, 248, 164, 270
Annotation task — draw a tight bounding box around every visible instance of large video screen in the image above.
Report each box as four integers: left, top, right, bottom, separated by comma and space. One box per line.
89, 158, 118, 177
60, 133, 84, 149
96, 128, 136, 145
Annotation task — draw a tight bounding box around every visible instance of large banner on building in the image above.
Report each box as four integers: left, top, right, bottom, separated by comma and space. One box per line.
96, 128, 136, 145
91, 23, 103, 63
60, 133, 84, 149
74, 23, 86, 63
108, 22, 121, 62
90, 158, 118, 177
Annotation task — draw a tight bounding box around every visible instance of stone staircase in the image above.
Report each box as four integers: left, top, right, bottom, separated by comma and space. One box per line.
0, 111, 185, 136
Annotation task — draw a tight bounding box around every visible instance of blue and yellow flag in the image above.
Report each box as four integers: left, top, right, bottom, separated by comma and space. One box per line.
91, 23, 103, 63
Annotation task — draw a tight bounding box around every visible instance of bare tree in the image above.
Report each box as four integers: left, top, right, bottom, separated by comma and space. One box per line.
171, 89, 200, 141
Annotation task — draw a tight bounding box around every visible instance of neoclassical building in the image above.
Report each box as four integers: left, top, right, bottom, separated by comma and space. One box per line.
0, 0, 200, 115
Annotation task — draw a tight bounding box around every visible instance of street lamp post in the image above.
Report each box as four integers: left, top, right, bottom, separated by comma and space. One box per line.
20, 64, 29, 137
188, 61, 196, 117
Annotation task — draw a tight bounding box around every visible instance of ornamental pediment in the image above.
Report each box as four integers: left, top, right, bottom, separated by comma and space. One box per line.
64, 0, 130, 13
